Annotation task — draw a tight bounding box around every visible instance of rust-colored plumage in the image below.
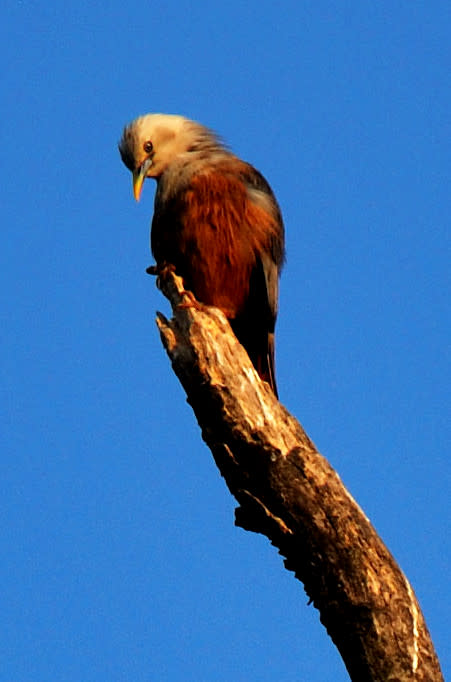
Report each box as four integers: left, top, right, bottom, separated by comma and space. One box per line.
119, 114, 285, 396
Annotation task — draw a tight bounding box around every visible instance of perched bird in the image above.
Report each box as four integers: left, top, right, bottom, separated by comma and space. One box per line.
119, 114, 285, 396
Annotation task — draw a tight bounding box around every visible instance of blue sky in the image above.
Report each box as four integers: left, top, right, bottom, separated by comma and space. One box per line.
2, 1, 449, 679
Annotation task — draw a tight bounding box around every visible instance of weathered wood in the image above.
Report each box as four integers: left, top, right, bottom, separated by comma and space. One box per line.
153, 270, 443, 682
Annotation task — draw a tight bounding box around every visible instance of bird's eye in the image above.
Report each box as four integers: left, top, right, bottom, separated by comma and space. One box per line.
143, 140, 153, 153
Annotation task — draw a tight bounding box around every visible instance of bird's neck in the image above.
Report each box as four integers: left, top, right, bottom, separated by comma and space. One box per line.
157, 149, 232, 198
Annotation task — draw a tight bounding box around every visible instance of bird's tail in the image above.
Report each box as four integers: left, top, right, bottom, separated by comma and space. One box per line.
255, 333, 278, 398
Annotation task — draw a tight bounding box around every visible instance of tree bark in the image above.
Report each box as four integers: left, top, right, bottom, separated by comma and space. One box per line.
153, 270, 443, 682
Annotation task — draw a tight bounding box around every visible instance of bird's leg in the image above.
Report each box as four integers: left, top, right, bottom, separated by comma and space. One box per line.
146, 262, 177, 290
177, 289, 205, 311
146, 262, 203, 310
146, 261, 176, 279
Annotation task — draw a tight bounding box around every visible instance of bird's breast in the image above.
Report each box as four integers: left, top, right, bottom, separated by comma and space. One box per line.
151, 160, 281, 318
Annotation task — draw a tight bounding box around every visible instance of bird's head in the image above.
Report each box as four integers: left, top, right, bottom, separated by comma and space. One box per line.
118, 113, 220, 201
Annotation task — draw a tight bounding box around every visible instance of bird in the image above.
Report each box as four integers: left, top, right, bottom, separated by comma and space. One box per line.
119, 114, 285, 396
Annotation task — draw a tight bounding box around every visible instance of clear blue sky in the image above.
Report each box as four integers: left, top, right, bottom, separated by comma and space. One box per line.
2, 2, 449, 680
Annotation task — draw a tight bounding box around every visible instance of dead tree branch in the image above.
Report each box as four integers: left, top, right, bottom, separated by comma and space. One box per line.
153, 270, 443, 682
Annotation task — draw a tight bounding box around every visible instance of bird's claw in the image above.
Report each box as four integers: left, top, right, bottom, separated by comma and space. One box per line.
146, 262, 178, 290
177, 289, 203, 310
146, 262, 176, 277
146, 263, 200, 309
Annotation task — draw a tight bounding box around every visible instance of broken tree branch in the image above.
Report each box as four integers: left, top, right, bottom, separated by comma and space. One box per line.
153, 270, 443, 682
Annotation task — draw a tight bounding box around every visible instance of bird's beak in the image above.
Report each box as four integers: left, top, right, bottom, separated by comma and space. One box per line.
132, 157, 153, 201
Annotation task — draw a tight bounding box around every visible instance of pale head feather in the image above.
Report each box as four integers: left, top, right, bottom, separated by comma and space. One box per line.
118, 113, 224, 178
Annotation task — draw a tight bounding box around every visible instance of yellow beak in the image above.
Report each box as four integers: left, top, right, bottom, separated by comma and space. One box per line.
132, 157, 153, 201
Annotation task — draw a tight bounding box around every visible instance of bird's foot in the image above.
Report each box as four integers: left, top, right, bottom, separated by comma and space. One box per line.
177, 289, 204, 311
146, 263, 202, 309
146, 262, 178, 290
146, 262, 176, 278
